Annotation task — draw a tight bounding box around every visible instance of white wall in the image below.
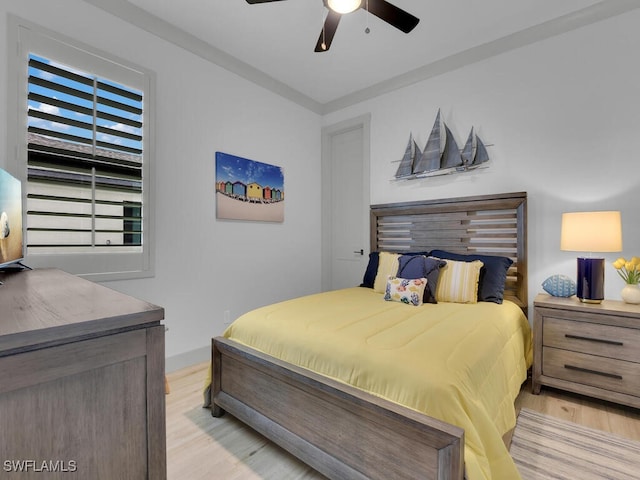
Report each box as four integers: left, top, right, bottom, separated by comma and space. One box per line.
323, 10, 640, 309
0, 1, 322, 369
2, 3, 638, 368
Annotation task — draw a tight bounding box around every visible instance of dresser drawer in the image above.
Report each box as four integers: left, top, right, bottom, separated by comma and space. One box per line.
542, 346, 640, 398
543, 316, 640, 363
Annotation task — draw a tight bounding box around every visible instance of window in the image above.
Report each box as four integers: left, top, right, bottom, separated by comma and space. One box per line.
8, 18, 154, 280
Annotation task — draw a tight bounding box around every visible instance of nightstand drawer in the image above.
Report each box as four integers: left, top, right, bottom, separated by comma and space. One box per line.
543, 316, 640, 363
543, 347, 640, 398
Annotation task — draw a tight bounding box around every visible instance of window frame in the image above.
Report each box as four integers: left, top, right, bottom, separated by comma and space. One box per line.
7, 15, 155, 281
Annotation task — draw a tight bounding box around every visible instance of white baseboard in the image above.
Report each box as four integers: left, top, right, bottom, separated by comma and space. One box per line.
165, 345, 209, 373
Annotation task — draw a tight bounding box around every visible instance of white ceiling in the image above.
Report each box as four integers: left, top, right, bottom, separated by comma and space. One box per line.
85, 0, 637, 113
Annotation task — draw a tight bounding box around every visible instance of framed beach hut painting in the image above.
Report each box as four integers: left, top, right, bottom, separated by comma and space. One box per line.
215, 152, 284, 222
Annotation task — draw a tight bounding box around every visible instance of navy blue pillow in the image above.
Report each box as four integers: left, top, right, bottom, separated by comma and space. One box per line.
429, 250, 513, 304
397, 255, 446, 304
360, 251, 430, 289
360, 252, 380, 288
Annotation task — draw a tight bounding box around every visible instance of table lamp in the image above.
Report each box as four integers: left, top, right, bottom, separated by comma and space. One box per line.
560, 211, 622, 303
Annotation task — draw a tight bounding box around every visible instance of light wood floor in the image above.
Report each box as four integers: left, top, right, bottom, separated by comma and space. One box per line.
166, 362, 640, 480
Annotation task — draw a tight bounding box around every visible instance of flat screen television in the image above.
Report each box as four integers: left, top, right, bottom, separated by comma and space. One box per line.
0, 168, 24, 269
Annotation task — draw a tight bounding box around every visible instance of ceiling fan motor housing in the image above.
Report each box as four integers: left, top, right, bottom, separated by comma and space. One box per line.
247, 0, 419, 52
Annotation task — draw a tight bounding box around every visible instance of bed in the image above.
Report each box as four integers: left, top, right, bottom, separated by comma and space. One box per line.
207, 191, 531, 480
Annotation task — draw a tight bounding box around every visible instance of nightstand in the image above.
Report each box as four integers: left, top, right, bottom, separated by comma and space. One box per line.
532, 293, 640, 409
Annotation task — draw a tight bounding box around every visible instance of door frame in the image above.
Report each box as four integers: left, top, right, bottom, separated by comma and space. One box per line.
321, 114, 371, 292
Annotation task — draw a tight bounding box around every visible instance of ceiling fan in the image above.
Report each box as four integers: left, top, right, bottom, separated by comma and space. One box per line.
245, 0, 420, 52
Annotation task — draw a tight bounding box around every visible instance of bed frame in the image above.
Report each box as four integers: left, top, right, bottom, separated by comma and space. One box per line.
211, 191, 528, 480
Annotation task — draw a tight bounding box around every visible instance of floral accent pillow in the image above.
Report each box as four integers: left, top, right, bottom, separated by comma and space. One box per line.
384, 276, 428, 306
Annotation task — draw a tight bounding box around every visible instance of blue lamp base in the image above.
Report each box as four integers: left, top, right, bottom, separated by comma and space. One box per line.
576, 257, 604, 304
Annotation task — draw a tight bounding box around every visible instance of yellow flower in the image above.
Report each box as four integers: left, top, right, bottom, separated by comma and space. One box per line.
612, 256, 640, 284
613, 258, 626, 269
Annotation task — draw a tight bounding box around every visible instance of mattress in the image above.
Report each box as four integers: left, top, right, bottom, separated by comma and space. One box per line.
221, 287, 532, 480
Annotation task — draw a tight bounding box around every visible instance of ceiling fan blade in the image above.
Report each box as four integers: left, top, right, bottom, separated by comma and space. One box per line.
366, 0, 419, 33
314, 10, 341, 52
245, 0, 286, 4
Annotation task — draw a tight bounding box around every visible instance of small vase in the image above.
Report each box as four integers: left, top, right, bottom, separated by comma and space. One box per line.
621, 284, 640, 304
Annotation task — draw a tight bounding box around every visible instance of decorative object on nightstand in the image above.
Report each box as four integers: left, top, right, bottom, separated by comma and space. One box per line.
621, 284, 640, 304
541, 274, 576, 297
560, 211, 622, 304
612, 256, 640, 304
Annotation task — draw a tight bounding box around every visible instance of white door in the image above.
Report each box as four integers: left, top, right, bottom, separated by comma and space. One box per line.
321, 115, 371, 291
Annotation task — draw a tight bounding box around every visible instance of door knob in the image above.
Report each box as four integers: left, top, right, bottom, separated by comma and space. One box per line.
354, 249, 364, 256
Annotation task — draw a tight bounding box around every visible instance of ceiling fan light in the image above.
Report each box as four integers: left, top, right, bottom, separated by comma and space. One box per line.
327, 0, 361, 14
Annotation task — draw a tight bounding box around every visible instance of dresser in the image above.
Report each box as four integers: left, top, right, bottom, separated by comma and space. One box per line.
533, 293, 640, 408
0, 268, 166, 479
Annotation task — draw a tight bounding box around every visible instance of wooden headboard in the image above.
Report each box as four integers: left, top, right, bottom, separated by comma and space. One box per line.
370, 191, 528, 312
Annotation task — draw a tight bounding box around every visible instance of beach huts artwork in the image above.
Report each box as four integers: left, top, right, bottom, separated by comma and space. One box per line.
215, 152, 284, 222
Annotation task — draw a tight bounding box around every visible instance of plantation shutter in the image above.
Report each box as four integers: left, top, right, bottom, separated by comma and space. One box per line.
26, 53, 144, 253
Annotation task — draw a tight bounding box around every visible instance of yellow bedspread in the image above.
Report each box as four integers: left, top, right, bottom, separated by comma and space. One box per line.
222, 287, 532, 480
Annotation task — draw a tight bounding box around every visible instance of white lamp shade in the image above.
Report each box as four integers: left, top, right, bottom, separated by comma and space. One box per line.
327, 0, 362, 14
560, 211, 622, 253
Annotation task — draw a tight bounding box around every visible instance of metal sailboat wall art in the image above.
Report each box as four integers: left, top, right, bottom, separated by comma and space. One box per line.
395, 133, 422, 179
393, 109, 490, 181
460, 127, 489, 170
412, 109, 462, 175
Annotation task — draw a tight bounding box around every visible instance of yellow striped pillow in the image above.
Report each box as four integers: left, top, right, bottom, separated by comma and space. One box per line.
373, 252, 400, 293
432, 258, 484, 303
